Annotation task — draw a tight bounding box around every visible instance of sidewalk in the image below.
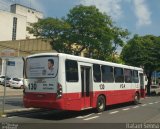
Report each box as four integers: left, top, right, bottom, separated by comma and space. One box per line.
0, 85, 23, 97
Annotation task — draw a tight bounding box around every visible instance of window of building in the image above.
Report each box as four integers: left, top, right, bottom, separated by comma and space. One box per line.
7, 61, 15, 66
12, 17, 17, 40
124, 69, 132, 83
93, 64, 101, 82
114, 67, 124, 83
28, 10, 30, 13
133, 70, 139, 83
101, 65, 114, 82
65, 60, 78, 82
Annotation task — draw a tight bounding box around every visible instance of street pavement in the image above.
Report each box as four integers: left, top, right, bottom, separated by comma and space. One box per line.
1, 89, 160, 129
0, 96, 24, 112
0, 96, 160, 124
0, 85, 23, 97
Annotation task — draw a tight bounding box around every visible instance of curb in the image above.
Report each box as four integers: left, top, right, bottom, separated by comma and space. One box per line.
0, 108, 38, 117
5, 108, 35, 113
1, 108, 59, 118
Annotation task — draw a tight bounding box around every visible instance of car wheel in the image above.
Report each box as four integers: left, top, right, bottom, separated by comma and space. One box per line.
96, 95, 106, 112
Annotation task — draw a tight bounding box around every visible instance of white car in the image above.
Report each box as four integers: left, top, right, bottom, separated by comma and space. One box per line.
2, 77, 12, 86
10, 78, 24, 89
0, 75, 6, 85
150, 85, 160, 95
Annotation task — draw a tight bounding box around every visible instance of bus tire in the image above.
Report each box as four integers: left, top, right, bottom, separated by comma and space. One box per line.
96, 95, 106, 112
133, 93, 140, 105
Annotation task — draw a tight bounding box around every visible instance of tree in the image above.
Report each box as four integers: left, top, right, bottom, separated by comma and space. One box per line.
66, 5, 129, 60
28, 5, 128, 61
121, 35, 160, 95
27, 17, 72, 53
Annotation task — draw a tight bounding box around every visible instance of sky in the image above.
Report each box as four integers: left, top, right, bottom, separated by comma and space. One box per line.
0, 0, 160, 37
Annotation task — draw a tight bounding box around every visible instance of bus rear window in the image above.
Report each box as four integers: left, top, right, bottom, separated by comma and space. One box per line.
26, 56, 58, 78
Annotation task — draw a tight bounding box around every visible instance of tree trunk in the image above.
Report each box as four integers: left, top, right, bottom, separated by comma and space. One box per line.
147, 71, 152, 96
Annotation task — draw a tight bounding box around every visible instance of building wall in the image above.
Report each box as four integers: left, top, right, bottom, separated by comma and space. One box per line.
10, 4, 43, 39
0, 4, 43, 41
0, 57, 24, 78
11, 4, 43, 23
0, 10, 27, 41
0, 39, 53, 57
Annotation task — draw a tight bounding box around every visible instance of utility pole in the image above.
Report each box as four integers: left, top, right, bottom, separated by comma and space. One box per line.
18, 41, 21, 57
1, 58, 8, 117
155, 71, 156, 85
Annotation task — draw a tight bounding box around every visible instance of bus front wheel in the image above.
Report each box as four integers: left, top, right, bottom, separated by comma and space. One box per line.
96, 95, 106, 112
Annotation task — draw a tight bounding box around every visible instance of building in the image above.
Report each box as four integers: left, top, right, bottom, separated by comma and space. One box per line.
10, 4, 43, 39
0, 38, 56, 77
0, 10, 27, 41
0, 39, 53, 57
0, 4, 43, 41
0, 57, 24, 78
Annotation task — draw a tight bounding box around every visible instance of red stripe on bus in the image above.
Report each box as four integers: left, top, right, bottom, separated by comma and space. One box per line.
23, 89, 140, 111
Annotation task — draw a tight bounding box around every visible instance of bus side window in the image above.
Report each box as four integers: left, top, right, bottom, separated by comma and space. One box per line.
93, 64, 101, 82
101, 65, 114, 83
133, 70, 139, 83
65, 60, 78, 82
124, 69, 132, 83
114, 67, 124, 83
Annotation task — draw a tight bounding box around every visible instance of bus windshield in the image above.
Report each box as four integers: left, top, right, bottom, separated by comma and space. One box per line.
26, 56, 58, 78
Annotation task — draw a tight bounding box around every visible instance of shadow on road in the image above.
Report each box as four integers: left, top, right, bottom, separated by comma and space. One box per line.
6, 102, 139, 121
5, 100, 23, 107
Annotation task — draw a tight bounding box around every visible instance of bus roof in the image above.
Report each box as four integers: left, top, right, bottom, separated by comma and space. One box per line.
26, 53, 143, 71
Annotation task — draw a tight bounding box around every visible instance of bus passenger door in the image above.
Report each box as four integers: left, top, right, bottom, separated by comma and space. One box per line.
81, 66, 91, 108
139, 73, 145, 98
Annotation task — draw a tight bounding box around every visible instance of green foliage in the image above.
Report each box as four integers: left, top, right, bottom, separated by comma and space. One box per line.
27, 17, 72, 53
121, 35, 160, 95
66, 5, 129, 59
121, 35, 160, 72
28, 5, 129, 61
27, 17, 70, 39
108, 54, 125, 64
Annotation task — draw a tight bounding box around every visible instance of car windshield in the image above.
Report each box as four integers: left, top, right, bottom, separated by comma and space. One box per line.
0, 76, 5, 78
13, 78, 21, 81
151, 85, 159, 88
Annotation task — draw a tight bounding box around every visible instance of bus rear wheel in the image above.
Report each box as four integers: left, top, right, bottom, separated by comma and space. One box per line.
96, 95, 106, 112
133, 93, 140, 105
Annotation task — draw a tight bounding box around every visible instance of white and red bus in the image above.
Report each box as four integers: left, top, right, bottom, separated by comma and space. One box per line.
23, 53, 146, 112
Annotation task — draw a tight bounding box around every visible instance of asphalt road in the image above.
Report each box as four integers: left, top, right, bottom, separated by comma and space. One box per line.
0, 85, 23, 97
1, 96, 160, 129
0, 96, 24, 112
